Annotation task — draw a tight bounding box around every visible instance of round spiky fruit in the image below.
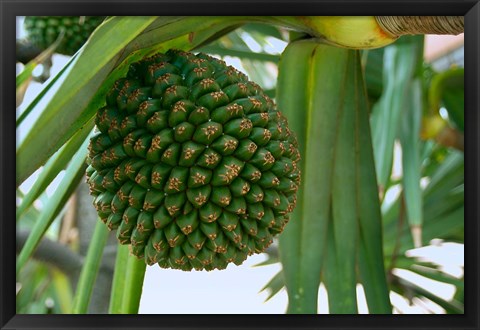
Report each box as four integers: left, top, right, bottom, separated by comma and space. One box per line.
86, 50, 300, 271
24, 16, 105, 56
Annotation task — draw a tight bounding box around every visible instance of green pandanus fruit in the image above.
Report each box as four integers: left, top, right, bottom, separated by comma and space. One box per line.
86, 50, 300, 271
24, 16, 106, 56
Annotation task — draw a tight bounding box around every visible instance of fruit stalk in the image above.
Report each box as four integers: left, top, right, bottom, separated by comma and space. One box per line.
261, 16, 463, 49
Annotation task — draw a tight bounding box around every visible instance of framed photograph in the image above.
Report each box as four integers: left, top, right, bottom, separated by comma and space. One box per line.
2, 1, 478, 329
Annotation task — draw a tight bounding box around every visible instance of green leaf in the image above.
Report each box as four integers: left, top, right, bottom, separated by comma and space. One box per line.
326, 50, 359, 314
354, 51, 391, 313
442, 88, 464, 132
276, 41, 314, 313
16, 261, 49, 313
16, 30, 64, 107
395, 275, 464, 314
370, 37, 422, 191
423, 151, 464, 200
362, 48, 384, 104
16, 53, 77, 127
382, 154, 464, 259
198, 45, 280, 63
252, 254, 279, 267
51, 268, 74, 314
399, 78, 424, 246
259, 271, 285, 302
277, 41, 390, 314
16, 136, 89, 275
409, 264, 464, 289
429, 67, 464, 131
16, 16, 246, 187
71, 220, 109, 314
16, 16, 157, 186
396, 36, 425, 246
17, 119, 94, 220
241, 23, 286, 41
277, 40, 345, 314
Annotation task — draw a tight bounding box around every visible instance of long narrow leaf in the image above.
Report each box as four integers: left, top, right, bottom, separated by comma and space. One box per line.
323, 223, 351, 312
395, 275, 464, 314
328, 50, 358, 314
259, 271, 285, 303
199, 45, 280, 63
16, 17, 156, 186
16, 53, 77, 127
428, 67, 464, 131
370, 38, 420, 191
51, 268, 74, 314
17, 118, 94, 220
277, 41, 345, 314
363, 48, 384, 103
276, 41, 315, 313
409, 264, 464, 289
241, 23, 286, 41
16, 137, 90, 275
16, 30, 64, 107
423, 151, 464, 199
400, 78, 424, 247
354, 51, 391, 313
396, 36, 425, 247
16, 16, 248, 187
294, 44, 347, 314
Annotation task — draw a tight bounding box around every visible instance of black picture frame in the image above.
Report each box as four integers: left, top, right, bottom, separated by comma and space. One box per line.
2, 1, 478, 329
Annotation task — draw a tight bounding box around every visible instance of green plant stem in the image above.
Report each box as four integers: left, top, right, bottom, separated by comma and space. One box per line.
120, 253, 147, 314
108, 244, 130, 314
71, 220, 109, 314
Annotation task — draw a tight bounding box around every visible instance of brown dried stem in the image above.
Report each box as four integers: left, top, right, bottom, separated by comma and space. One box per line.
376, 16, 464, 37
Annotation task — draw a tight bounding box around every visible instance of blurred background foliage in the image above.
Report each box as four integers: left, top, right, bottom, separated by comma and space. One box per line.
16, 16, 464, 314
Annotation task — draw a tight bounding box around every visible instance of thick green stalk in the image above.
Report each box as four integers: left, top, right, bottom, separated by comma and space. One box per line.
71, 220, 109, 313
108, 244, 130, 314
109, 244, 147, 314
120, 253, 147, 314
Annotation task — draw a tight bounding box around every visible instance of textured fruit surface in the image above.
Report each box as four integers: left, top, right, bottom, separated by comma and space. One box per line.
86, 50, 300, 271
24, 16, 105, 56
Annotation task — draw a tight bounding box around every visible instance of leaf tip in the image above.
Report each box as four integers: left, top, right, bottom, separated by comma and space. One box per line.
411, 225, 423, 248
